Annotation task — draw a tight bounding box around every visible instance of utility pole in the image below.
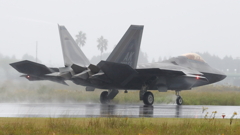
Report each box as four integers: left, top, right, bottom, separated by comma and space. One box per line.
36, 41, 38, 62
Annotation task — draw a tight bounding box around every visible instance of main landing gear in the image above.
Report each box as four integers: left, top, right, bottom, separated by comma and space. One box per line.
143, 92, 154, 105
175, 91, 183, 105
100, 91, 109, 104
140, 85, 154, 105
100, 89, 182, 106
100, 89, 119, 104
100, 88, 154, 105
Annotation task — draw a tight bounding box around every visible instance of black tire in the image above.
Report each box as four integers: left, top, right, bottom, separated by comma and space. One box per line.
100, 91, 109, 104
176, 96, 183, 105
143, 92, 154, 105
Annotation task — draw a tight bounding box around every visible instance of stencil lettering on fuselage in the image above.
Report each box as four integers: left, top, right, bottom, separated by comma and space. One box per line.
121, 40, 135, 67
122, 52, 135, 67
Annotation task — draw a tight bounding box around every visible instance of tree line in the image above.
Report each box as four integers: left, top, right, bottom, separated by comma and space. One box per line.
197, 52, 240, 74
75, 31, 108, 60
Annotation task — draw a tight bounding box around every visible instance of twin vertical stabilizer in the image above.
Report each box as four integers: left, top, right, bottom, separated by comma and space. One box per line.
58, 25, 143, 70
58, 25, 90, 67
106, 25, 144, 69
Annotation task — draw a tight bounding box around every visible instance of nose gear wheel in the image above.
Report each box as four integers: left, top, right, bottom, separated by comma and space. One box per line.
176, 96, 183, 105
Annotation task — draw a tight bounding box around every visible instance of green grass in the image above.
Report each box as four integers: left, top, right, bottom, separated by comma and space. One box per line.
0, 117, 239, 135
182, 91, 240, 105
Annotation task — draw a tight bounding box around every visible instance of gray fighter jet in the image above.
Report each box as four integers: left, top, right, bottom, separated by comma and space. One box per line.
10, 25, 226, 105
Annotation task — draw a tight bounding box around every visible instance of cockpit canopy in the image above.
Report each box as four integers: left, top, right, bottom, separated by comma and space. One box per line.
182, 53, 205, 62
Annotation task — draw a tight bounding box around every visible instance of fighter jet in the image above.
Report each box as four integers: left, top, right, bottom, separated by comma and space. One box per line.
10, 25, 226, 106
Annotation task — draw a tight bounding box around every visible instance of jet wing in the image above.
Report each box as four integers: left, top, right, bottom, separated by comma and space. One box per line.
10, 60, 57, 76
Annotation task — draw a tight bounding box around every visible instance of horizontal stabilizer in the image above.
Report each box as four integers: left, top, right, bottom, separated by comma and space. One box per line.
10, 60, 56, 76
98, 61, 138, 86
21, 74, 68, 85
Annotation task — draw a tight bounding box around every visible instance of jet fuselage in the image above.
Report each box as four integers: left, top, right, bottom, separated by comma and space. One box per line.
74, 54, 226, 91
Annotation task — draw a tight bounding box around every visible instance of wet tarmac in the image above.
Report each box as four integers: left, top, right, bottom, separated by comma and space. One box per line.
0, 103, 239, 118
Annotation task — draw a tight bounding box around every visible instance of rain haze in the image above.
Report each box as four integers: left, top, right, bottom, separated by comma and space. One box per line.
0, 0, 240, 66
1, 1, 240, 122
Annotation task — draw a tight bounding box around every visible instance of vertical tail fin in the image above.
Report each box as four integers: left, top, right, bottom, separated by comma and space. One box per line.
106, 25, 144, 69
58, 25, 90, 67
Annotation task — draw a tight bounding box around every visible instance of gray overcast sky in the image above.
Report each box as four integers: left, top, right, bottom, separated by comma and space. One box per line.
0, 0, 240, 66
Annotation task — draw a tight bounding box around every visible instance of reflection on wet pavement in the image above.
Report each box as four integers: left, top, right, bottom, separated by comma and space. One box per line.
0, 103, 239, 118
139, 105, 154, 117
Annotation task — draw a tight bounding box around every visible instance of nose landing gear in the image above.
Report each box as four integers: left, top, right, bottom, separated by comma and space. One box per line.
175, 91, 183, 105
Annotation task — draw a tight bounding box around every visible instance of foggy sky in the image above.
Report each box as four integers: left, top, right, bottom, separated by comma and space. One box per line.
0, 0, 240, 66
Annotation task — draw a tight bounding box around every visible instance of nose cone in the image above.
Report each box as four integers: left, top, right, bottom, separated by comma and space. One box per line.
209, 70, 226, 83
219, 73, 227, 81
203, 69, 226, 84
217, 70, 227, 81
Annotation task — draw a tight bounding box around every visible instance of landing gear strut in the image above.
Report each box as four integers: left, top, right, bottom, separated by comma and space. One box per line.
175, 91, 183, 105
100, 89, 119, 104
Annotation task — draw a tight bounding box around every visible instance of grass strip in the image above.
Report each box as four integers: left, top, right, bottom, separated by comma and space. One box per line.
0, 117, 239, 135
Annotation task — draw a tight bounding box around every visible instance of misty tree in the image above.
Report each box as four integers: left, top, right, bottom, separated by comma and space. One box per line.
151, 58, 155, 63
0, 55, 18, 79
163, 56, 167, 61
90, 53, 111, 64
97, 36, 108, 60
75, 31, 86, 47
158, 56, 162, 62
22, 54, 36, 61
138, 50, 148, 64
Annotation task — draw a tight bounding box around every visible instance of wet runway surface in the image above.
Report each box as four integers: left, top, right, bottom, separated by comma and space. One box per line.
0, 103, 239, 118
